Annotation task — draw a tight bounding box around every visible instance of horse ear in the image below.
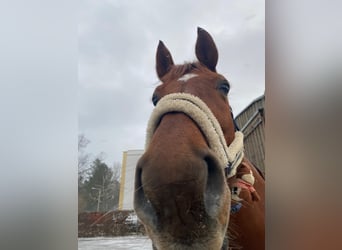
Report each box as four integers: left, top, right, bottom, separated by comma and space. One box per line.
156, 40, 174, 80
195, 27, 218, 72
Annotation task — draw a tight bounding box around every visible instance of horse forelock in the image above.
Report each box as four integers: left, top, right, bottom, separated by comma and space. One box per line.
161, 62, 211, 83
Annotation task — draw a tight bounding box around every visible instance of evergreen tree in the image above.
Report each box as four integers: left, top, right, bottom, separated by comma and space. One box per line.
78, 134, 92, 212
82, 158, 117, 212
78, 134, 121, 212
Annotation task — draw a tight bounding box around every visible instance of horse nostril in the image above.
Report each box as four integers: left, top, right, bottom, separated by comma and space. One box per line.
204, 155, 227, 218
133, 166, 158, 229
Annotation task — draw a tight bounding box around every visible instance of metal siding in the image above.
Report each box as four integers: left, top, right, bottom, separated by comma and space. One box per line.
235, 95, 265, 173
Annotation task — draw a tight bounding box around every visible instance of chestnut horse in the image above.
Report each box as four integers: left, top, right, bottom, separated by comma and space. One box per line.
134, 27, 264, 250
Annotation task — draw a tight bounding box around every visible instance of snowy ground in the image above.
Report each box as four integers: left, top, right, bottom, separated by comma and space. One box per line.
78, 236, 153, 250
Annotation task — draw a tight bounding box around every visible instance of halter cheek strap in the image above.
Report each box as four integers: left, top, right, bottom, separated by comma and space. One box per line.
145, 93, 244, 177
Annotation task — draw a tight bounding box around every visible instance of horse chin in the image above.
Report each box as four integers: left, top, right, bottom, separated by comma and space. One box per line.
146, 225, 227, 250
135, 189, 230, 250
134, 189, 229, 250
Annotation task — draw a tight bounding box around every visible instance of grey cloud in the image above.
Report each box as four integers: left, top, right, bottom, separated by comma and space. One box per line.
79, 0, 265, 164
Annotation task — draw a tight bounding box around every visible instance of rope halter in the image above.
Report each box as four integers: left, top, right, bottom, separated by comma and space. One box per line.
145, 93, 244, 178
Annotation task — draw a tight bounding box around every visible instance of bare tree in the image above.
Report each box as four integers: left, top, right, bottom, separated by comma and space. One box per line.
112, 162, 121, 209
78, 134, 92, 180
112, 162, 121, 182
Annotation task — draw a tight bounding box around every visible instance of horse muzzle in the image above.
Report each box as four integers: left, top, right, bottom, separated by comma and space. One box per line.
134, 142, 230, 249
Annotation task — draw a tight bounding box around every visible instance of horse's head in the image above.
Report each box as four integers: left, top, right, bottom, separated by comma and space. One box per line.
134, 28, 238, 249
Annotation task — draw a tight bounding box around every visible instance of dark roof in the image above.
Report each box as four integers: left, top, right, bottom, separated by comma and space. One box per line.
235, 94, 265, 119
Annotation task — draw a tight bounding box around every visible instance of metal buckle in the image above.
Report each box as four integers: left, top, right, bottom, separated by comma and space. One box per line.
230, 202, 242, 214
224, 162, 232, 177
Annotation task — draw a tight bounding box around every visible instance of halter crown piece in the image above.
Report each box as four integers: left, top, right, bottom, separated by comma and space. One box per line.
145, 93, 244, 178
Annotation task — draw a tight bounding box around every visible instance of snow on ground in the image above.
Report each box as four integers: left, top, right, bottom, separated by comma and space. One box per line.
78, 236, 153, 250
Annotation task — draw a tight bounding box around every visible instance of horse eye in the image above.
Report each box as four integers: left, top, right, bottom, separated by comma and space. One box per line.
218, 82, 230, 95
152, 94, 159, 106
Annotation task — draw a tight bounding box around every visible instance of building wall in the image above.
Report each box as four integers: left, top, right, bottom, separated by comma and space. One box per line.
234, 95, 265, 173
118, 150, 144, 210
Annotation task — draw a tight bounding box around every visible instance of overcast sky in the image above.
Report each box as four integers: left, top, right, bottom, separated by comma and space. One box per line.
79, 0, 265, 167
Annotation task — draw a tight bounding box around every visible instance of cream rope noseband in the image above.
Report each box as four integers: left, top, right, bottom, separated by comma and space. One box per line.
145, 93, 244, 178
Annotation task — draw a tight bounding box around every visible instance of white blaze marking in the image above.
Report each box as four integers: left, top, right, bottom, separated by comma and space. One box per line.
177, 73, 198, 82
